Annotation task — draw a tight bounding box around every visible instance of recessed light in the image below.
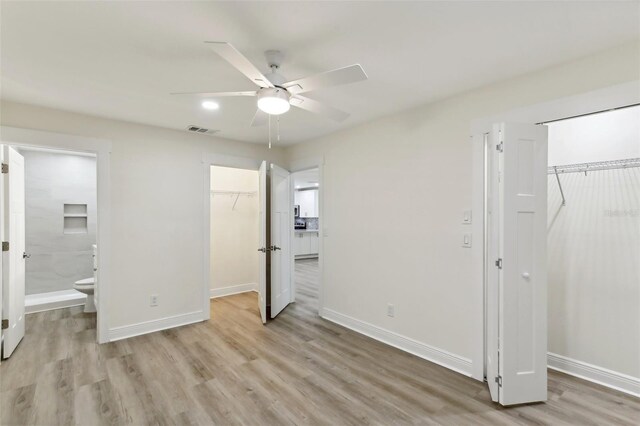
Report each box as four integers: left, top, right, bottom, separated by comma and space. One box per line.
202, 100, 219, 110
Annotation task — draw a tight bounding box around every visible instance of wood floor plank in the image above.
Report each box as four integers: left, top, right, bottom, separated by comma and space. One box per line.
1, 258, 638, 425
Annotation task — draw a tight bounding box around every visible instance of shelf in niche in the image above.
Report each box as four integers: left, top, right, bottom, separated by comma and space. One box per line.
63, 204, 88, 234
64, 203, 87, 215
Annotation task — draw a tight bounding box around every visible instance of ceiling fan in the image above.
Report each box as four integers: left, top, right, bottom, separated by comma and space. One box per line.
172, 42, 368, 126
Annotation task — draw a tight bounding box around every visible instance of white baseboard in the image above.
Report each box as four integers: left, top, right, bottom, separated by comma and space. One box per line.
108, 310, 204, 342
210, 283, 257, 299
321, 308, 472, 377
25, 290, 86, 314
547, 352, 640, 398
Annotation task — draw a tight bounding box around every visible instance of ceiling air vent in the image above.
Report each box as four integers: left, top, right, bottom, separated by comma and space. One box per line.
186, 125, 219, 135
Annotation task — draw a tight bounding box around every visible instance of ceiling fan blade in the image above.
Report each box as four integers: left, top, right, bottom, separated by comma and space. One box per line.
251, 109, 268, 127
290, 96, 350, 122
283, 64, 367, 94
205, 42, 274, 89
170, 91, 257, 97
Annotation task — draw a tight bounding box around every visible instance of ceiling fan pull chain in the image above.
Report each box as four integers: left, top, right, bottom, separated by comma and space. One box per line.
277, 115, 280, 144
268, 114, 272, 149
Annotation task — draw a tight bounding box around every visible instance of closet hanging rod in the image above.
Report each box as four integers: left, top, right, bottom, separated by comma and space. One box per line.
547, 158, 640, 175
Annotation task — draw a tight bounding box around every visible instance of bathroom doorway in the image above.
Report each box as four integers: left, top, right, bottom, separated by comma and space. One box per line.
1, 145, 98, 359
209, 165, 262, 323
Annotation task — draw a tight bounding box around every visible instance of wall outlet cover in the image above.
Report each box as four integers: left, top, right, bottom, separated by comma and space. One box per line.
387, 304, 395, 317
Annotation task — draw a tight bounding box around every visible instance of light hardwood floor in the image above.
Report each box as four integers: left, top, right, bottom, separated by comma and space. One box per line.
1, 258, 638, 425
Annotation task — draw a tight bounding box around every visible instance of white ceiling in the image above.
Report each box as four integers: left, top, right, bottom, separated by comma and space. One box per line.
293, 169, 319, 189
1, 2, 638, 146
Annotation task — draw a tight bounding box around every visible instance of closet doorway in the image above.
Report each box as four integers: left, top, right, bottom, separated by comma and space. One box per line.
209, 165, 262, 323
477, 101, 640, 405
544, 105, 640, 392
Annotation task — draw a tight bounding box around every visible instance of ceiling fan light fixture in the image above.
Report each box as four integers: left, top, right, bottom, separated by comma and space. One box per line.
257, 88, 290, 115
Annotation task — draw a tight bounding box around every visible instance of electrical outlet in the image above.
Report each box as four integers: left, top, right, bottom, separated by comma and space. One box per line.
150, 294, 158, 307
387, 304, 395, 317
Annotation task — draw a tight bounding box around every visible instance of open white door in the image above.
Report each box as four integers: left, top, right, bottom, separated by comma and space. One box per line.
269, 163, 292, 318
486, 132, 500, 402
257, 161, 267, 324
493, 123, 548, 405
2, 146, 26, 359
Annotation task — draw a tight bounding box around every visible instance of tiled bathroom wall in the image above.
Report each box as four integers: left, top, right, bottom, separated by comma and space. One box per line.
23, 149, 97, 295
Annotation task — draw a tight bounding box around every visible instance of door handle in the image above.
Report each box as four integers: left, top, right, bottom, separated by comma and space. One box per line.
522, 272, 530, 279
257, 247, 267, 253
270, 245, 281, 251
23, 252, 31, 259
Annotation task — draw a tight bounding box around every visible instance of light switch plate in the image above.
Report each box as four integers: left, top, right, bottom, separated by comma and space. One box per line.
462, 233, 472, 248
463, 210, 472, 224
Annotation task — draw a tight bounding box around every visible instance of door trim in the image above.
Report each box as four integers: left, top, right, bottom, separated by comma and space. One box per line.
0, 126, 112, 344
470, 81, 640, 382
288, 156, 325, 315
201, 153, 262, 321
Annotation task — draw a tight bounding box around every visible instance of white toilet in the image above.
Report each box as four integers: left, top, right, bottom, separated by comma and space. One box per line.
74, 277, 96, 313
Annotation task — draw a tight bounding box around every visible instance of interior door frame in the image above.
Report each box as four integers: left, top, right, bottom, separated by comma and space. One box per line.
469, 81, 640, 382
288, 156, 325, 314
0, 126, 112, 344
201, 153, 263, 320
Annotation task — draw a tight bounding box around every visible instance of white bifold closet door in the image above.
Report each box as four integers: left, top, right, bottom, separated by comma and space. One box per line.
269, 163, 292, 318
2, 146, 26, 359
487, 123, 548, 405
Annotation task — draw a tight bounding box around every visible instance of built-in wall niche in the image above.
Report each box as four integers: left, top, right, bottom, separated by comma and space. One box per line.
63, 203, 88, 234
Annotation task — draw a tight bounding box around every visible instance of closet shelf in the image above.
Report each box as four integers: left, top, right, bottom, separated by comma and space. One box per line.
210, 190, 257, 196
548, 157, 640, 207
547, 157, 640, 175
63, 213, 88, 218
211, 190, 258, 210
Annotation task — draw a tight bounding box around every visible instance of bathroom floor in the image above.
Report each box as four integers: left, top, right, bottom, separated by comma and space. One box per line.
1, 259, 638, 425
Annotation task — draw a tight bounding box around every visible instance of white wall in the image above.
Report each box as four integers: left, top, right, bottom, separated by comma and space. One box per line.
210, 166, 259, 292
548, 106, 640, 165
547, 109, 640, 378
284, 41, 640, 373
22, 149, 97, 295
0, 102, 285, 332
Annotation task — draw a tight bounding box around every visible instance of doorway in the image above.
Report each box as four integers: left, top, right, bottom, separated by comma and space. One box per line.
544, 106, 640, 394
209, 165, 261, 322
1, 145, 99, 359
292, 168, 321, 315
202, 155, 294, 325
476, 100, 640, 404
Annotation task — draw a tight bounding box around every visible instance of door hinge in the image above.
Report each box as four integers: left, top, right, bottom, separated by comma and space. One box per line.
495, 258, 502, 269
495, 375, 502, 387
496, 142, 503, 153
1, 163, 7, 174
1, 319, 8, 330
2, 241, 8, 252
